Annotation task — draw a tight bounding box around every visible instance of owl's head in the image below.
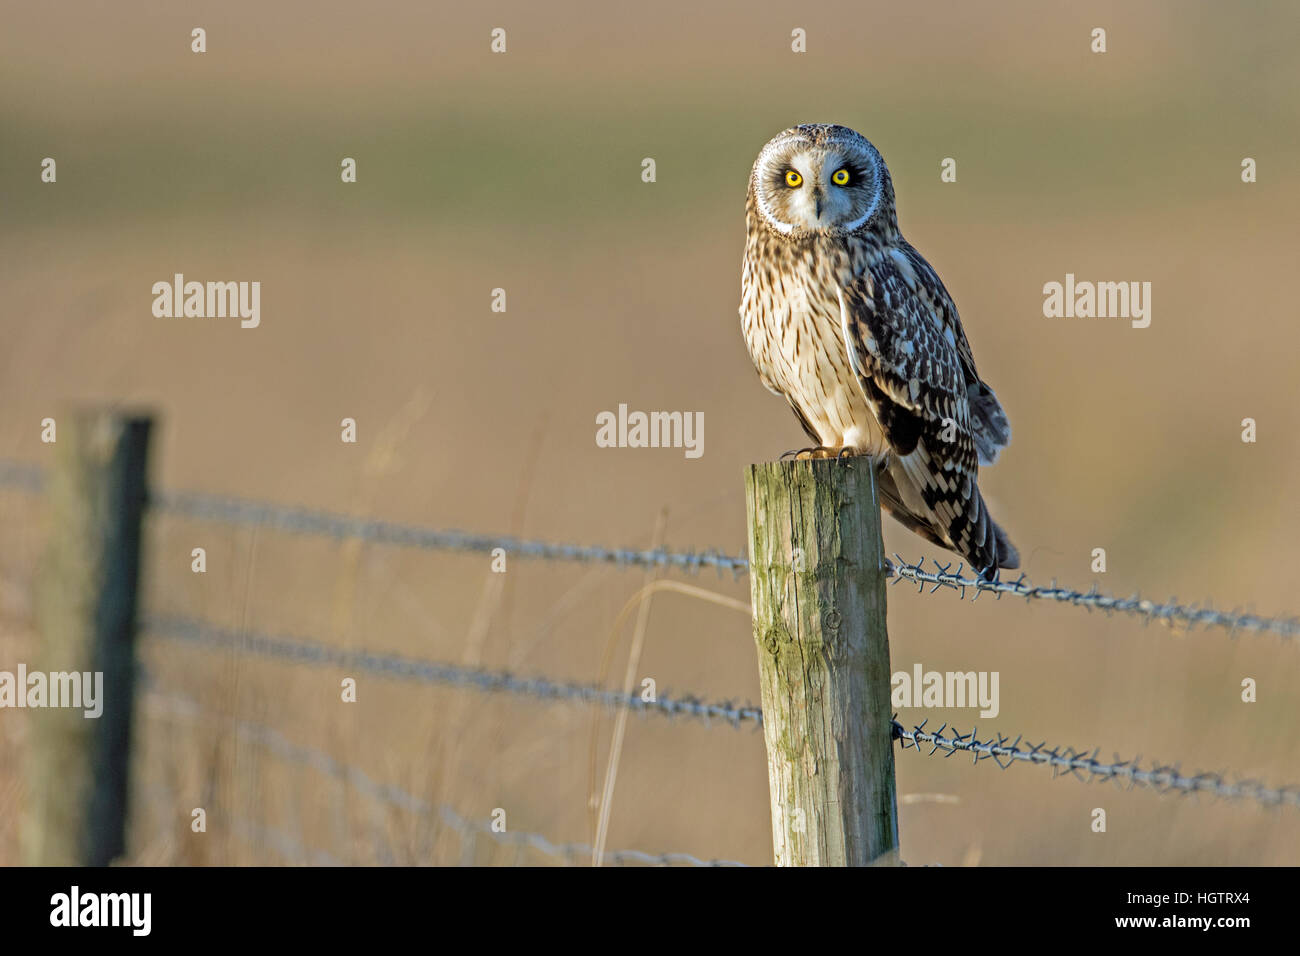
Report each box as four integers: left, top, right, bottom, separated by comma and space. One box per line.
748, 124, 897, 238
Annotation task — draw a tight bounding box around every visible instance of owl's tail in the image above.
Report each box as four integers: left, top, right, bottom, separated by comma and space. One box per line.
875, 456, 1019, 576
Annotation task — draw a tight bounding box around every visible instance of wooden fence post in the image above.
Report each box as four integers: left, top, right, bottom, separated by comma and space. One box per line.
22, 410, 152, 866
744, 457, 898, 866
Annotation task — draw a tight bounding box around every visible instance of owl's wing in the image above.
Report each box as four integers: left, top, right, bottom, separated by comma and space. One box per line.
835, 256, 976, 476
836, 253, 1017, 571
893, 242, 1011, 465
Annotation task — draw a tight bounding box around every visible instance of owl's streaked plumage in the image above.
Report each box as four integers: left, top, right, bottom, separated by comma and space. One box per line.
740, 123, 1018, 573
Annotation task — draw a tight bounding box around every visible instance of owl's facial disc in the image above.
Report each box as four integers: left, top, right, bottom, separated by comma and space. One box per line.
753, 127, 885, 236
770, 149, 864, 230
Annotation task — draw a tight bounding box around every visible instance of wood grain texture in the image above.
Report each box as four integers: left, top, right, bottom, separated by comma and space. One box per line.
745, 457, 898, 866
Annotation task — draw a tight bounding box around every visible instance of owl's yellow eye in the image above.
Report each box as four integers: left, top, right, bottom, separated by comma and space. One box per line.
784, 169, 803, 188
832, 168, 850, 186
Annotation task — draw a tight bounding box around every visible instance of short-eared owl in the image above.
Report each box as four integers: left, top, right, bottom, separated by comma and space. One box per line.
740, 124, 1018, 573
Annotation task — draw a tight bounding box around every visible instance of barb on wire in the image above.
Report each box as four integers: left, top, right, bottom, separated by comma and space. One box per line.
892, 717, 1300, 811
143, 614, 764, 731
885, 555, 1300, 640
143, 686, 748, 867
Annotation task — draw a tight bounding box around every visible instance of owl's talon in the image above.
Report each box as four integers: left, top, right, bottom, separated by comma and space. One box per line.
794, 446, 864, 460
786, 446, 839, 460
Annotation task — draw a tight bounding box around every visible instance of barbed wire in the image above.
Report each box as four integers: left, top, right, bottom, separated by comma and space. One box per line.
143, 614, 765, 730
136, 492, 1300, 641
3, 457, 1296, 638
0, 460, 749, 574
146, 613, 1294, 814
893, 718, 1300, 811
142, 686, 749, 866
888, 555, 1300, 640
154, 487, 752, 577
155, 478, 1300, 636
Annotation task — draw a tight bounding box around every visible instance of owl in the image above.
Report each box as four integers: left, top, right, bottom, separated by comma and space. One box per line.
740, 124, 1018, 573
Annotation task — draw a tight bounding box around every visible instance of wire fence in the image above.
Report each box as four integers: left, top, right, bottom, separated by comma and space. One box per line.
2, 457, 1296, 639
152, 487, 1300, 640
3, 455, 1297, 865
144, 613, 1300, 814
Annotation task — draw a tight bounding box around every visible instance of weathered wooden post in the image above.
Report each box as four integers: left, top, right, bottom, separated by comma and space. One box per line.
22, 410, 152, 865
745, 457, 898, 866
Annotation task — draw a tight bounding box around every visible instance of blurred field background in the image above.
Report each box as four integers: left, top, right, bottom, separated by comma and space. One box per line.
1, 0, 1298, 865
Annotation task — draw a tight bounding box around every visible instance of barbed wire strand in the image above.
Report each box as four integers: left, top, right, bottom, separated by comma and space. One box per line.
143, 614, 765, 730
893, 718, 1300, 811
3, 458, 1296, 638
0, 460, 751, 574
886, 555, 1299, 640
155, 487, 753, 577
142, 686, 748, 867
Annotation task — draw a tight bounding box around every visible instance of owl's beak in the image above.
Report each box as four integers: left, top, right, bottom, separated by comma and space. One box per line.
813, 188, 825, 219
